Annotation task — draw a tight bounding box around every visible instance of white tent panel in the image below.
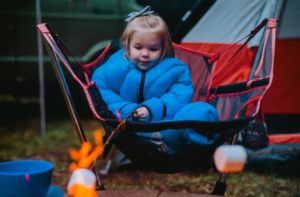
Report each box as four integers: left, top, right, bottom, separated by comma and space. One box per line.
183, 0, 283, 45
278, 0, 300, 39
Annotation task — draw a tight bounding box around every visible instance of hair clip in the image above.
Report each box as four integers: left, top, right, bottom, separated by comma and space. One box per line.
124, 5, 155, 22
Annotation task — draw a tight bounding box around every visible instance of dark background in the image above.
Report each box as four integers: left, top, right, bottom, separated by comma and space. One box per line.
1, 0, 299, 134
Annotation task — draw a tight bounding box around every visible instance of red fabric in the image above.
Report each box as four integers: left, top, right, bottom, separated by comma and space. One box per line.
180, 42, 256, 87
262, 39, 300, 114
173, 44, 214, 102
268, 133, 300, 144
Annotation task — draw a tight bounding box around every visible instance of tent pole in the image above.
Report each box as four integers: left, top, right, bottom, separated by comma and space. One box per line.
35, 0, 46, 136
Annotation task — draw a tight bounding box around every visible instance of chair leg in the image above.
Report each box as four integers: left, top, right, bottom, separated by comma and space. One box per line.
95, 171, 106, 190
212, 132, 240, 195
212, 173, 227, 195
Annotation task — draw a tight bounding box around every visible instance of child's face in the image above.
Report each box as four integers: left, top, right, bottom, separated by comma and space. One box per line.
128, 31, 162, 71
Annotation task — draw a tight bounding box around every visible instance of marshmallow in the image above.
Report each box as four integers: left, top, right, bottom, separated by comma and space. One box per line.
67, 168, 96, 189
214, 145, 247, 173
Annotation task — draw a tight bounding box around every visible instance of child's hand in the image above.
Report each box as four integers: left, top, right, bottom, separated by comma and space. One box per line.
133, 107, 151, 121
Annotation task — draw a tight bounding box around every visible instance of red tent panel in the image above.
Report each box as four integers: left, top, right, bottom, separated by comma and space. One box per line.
180, 42, 257, 87
262, 39, 300, 114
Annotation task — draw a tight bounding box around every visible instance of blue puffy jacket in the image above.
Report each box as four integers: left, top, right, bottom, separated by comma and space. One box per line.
92, 49, 194, 121
92, 49, 219, 155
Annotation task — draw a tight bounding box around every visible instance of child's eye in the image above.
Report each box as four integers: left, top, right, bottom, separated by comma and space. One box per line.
149, 48, 158, 51
134, 46, 142, 50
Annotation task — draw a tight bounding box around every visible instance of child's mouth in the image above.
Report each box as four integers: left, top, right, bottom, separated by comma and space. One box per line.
140, 61, 149, 65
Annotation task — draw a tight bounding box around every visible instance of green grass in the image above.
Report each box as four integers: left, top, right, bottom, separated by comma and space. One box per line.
1, 119, 299, 197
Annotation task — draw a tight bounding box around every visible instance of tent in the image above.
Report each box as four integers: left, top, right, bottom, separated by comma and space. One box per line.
177, 0, 300, 175
146, 0, 300, 125
179, 0, 300, 133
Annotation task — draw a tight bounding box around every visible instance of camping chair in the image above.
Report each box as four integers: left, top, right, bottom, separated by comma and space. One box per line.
37, 18, 276, 195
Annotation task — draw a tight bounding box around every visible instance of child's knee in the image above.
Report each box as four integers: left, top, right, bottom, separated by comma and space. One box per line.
174, 102, 219, 121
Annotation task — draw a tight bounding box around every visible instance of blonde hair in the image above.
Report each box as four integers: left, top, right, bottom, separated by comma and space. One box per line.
121, 15, 174, 59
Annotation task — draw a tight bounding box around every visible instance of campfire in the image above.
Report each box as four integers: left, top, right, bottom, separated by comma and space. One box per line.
67, 129, 104, 197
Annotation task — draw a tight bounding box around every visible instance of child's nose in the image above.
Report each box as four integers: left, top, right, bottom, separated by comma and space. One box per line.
141, 49, 149, 57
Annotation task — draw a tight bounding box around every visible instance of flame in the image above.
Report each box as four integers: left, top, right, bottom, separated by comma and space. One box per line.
69, 129, 104, 172
68, 184, 97, 197
68, 129, 105, 197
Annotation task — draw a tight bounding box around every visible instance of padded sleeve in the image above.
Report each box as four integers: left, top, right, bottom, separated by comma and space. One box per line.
91, 51, 139, 119
142, 64, 194, 121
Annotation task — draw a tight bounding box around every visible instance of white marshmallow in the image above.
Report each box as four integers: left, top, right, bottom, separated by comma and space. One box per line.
67, 168, 96, 189
214, 145, 247, 173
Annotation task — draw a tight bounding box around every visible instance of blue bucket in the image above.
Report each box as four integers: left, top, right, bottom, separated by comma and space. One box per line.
0, 160, 54, 197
